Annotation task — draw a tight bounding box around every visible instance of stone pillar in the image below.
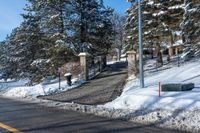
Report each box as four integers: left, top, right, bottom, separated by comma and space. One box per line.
127, 51, 137, 77
79, 53, 90, 81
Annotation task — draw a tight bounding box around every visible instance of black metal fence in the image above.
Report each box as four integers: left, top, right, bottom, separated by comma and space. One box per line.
88, 56, 103, 79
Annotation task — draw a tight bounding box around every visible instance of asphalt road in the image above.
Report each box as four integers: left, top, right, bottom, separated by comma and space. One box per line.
0, 97, 188, 133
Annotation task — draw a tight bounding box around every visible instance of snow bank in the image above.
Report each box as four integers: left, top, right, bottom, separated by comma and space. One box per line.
0, 79, 29, 91
20, 98, 200, 132
92, 59, 200, 132
103, 59, 200, 111
0, 78, 84, 98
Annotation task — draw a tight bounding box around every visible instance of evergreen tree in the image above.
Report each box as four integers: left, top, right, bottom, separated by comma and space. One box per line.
2, 0, 113, 83
142, 0, 165, 66
124, 3, 138, 51
27, 0, 114, 55
159, 0, 184, 59
0, 41, 10, 72
125, 0, 185, 66
181, 0, 200, 55
125, 0, 165, 67
6, 14, 48, 80
27, 0, 69, 40
66, 0, 114, 55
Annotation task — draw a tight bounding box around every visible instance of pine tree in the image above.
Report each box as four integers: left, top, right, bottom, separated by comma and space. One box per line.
6, 14, 47, 80
0, 41, 9, 70
125, 0, 165, 67
143, 0, 163, 66
181, 0, 200, 55
124, 3, 138, 51
28, 0, 114, 55
125, 0, 186, 66
159, 0, 184, 59
5, 0, 79, 82
3, 0, 114, 82
28, 0, 69, 39
66, 0, 114, 55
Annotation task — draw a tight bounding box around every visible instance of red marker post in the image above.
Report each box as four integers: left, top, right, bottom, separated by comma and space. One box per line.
158, 82, 161, 97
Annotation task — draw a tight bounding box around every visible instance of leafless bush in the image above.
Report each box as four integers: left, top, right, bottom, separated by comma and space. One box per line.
60, 62, 81, 78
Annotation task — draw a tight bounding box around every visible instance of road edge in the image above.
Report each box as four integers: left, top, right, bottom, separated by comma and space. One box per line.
0, 96, 197, 133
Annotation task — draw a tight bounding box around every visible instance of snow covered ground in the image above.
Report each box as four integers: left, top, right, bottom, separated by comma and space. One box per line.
1, 57, 200, 132
103, 58, 200, 110
96, 58, 200, 132
0, 78, 84, 98
0, 57, 124, 99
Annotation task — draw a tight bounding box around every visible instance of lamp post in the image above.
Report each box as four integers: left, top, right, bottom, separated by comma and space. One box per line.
138, 0, 145, 88
58, 68, 61, 90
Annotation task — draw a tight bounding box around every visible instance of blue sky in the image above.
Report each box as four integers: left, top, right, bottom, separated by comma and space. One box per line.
0, 0, 27, 41
104, 0, 131, 15
0, 0, 131, 41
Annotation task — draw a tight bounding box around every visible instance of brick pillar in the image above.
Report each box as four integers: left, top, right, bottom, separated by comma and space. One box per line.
127, 51, 137, 77
79, 53, 90, 81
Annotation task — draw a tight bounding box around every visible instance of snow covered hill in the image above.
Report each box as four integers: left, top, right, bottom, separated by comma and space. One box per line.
104, 58, 200, 111
94, 58, 200, 132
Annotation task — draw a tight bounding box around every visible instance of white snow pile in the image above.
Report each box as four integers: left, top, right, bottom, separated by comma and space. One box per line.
95, 59, 200, 132
103, 59, 200, 111
0, 78, 84, 98
0, 79, 29, 90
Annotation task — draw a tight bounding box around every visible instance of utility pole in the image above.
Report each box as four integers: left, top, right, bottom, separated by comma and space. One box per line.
138, 0, 145, 88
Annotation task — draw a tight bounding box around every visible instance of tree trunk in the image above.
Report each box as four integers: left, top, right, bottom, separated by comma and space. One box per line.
156, 44, 163, 67
102, 55, 107, 68
118, 48, 121, 61
59, 0, 65, 35
168, 32, 174, 59
151, 43, 154, 59
79, 0, 85, 52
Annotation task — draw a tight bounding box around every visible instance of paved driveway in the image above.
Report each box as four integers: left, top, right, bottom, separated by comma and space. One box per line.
40, 62, 128, 105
